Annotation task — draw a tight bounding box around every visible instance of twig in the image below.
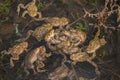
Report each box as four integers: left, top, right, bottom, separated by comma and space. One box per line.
22, 19, 34, 32
100, 65, 120, 78
66, 16, 83, 29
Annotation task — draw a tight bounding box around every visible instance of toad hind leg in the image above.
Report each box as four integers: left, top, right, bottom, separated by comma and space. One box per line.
34, 12, 42, 21
24, 65, 36, 76
24, 67, 30, 76
89, 52, 96, 60
15, 30, 33, 42
87, 60, 100, 77
25, 30, 33, 41
10, 56, 19, 67
31, 65, 37, 75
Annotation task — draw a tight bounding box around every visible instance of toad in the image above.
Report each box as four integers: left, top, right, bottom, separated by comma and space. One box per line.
62, 29, 86, 46
62, 46, 79, 55
56, 39, 71, 49
44, 29, 55, 42
17, 0, 42, 20
22, 46, 51, 75
86, 27, 106, 54
45, 17, 69, 27
48, 65, 74, 80
47, 37, 71, 51
2, 41, 28, 67
46, 28, 86, 53
25, 23, 53, 41
70, 50, 100, 76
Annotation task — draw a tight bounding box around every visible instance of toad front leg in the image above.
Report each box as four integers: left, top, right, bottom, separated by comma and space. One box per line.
15, 30, 33, 42
10, 55, 19, 67
34, 12, 42, 21
17, 4, 26, 15
24, 30, 33, 41
36, 61, 46, 72
89, 52, 96, 60
24, 67, 30, 76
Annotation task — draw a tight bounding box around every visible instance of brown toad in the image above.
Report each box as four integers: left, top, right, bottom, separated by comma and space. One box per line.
2, 42, 28, 67
70, 50, 100, 76
86, 27, 106, 54
44, 29, 55, 42
22, 46, 51, 75
62, 29, 86, 46
17, 0, 42, 20
86, 38, 106, 54
70, 29, 86, 46
25, 23, 53, 41
46, 29, 67, 44
47, 38, 71, 51
62, 46, 79, 55
56, 39, 71, 49
45, 17, 69, 27
48, 65, 74, 80
46, 28, 86, 53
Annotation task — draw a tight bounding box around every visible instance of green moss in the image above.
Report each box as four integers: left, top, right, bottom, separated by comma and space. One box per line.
37, 2, 43, 9
0, 1, 12, 23
89, 0, 98, 4
99, 50, 108, 58
75, 22, 86, 31
0, 1, 11, 14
